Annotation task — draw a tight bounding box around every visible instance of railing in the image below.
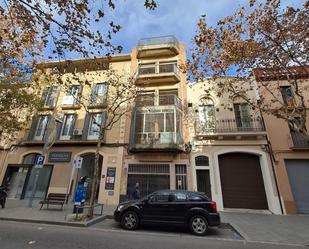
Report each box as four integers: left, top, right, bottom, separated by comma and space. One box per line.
134, 94, 182, 110
195, 118, 265, 134
134, 132, 183, 146
137, 63, 178, 76
289, 131, 309, 149
89, 95, 107, 107
137, 35, 179, 49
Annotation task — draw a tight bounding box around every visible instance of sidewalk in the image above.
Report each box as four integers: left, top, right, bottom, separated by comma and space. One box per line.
0, 199, 116, 226
221, 211, 309, 246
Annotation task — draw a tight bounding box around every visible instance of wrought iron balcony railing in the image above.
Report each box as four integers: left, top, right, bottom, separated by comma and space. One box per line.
195, 118, 265, 135
289, 131, 309, 149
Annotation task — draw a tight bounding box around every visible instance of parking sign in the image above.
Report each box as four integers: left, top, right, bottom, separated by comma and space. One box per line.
35, 155, 45, 168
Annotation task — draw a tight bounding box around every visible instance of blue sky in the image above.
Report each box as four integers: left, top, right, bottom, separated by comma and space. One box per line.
107, 0, 303, 54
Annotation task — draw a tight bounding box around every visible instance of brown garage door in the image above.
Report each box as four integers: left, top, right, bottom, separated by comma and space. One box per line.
219, 153, 268, 209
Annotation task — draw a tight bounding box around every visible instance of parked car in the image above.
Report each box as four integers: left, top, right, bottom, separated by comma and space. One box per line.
114, 190, 220, 236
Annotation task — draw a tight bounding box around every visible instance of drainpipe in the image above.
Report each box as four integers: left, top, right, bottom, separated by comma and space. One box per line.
260, 109, 284, 215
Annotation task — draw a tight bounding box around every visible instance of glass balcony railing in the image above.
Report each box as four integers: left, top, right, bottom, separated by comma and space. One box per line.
135, 94, 182, 110
137, 36, 179, 50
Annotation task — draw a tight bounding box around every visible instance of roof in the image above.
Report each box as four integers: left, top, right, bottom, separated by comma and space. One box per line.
254, 66, 309, 81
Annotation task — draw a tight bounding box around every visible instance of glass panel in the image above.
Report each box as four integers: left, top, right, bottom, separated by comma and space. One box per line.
234, 103, 251, 129
62, 114, 74, 137
88, 113, 102, 138
67, 85, 81, 104
34, 115, 48, 139
144, 113, 164, 132
199, 104, 215, 131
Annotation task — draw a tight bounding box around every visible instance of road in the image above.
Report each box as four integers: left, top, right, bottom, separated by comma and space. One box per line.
0, 220, 305, 249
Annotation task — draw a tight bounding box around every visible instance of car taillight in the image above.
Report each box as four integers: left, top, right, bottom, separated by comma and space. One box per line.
210, 201, 217, 212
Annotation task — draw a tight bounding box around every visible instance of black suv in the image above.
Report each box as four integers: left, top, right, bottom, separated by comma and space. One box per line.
114, 190, 220, 236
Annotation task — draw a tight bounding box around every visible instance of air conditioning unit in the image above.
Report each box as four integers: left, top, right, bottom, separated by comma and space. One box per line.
62, 96, 74, 105
73, 129, 83, 136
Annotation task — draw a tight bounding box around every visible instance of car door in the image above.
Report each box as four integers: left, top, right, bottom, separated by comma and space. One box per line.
168, 192, 188, 224
141, 191, 171, 223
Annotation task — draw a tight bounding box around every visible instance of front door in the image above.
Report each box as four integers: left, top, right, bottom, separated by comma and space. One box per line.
196, 170, 211, 199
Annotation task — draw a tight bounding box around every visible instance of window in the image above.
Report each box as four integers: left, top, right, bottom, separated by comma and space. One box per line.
91, 83, 107, 105
60, 114, 76, 140
175, 164, 187, 190
280, 86, 294, 107
34, 115, 49, 140
41, 86, 58, 107
63, 85, 81, 105
159, 62, 177, 73
233, 103, 251, 129
174, 192, 187, 202
138, 63, 156, 75
135, 91, 155, 106
188, 193, 208, 202
195, 156, 209, 166
149, 192, 170, 203
199, 98, 216, 131
159, 89, 178, 106
87, 113, 103, 140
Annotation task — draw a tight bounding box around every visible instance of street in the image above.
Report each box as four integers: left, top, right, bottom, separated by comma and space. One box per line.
0, 220, 305, 249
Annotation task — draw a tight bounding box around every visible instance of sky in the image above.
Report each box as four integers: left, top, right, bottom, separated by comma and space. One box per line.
105, 0, 304, 55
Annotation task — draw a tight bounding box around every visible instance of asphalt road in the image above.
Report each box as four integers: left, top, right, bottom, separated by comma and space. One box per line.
0, 220, 305, 249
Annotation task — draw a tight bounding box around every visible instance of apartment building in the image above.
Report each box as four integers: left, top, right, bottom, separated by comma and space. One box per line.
0, 55, 131, 205
188, 79, 282, 214
119, 36, 191, 200
0, 36, 191, 205
255, 67, 309, 214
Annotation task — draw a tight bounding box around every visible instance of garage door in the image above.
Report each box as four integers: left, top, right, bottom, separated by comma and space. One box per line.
285, 160, 309, 214
219, 153, 268, 209
127, 164, 170, 198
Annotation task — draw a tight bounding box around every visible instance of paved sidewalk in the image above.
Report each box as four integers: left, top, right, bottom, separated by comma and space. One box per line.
0, 199, 116, 226
221, 211, 309, 246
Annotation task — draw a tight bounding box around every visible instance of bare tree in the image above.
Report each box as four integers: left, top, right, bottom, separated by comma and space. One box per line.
188, 0, 309, 136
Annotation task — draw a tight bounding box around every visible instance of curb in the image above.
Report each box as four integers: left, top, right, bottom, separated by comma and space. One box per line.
0, 215, 111, 227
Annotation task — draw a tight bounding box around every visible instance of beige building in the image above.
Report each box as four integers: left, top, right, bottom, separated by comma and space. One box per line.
187, 79, 282, 214
0, 36, 192, 206
255, 67, 309, 214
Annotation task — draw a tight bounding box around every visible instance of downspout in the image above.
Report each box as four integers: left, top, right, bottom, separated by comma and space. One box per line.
260, 110, 284, 215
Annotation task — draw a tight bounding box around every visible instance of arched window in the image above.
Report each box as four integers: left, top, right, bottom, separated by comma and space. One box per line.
198, 97, 215, 132
195, 156, 209, 166
22, 153, 40, 164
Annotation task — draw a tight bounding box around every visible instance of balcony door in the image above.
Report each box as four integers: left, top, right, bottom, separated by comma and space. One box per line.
87, 113, 103, 140
60, 114, 76, 140
34, 115, 49, 141
198, 98, 215, 132
234, 103, 251, 130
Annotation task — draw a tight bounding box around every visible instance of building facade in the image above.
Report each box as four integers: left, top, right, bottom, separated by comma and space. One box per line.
255, 67, 309, 214
188, 79, 282, 214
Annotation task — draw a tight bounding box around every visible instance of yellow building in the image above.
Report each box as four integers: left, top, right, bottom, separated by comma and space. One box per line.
0, 36, 191, 205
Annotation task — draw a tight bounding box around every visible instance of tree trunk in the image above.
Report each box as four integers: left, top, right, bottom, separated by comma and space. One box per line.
88, 131, 103, 218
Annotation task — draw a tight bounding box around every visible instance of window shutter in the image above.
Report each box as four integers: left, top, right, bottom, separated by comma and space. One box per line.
56, 121, 62, 140
69, 114, 78, 137
28, 115, 39, 141
41, 87, 49, 106
90, 83, 97, 103
100, 111, 107, 140
43, 115, 52, 141
82, 113, 90, 140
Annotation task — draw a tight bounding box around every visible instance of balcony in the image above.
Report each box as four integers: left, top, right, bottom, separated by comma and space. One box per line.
135, 62, 180, 85
136, 36, 179, 59
194, 118, 266, 139
129, 100, 184, 153
88, 96, 107, 109
135, 94, 182, 110
288, 131, 309, 149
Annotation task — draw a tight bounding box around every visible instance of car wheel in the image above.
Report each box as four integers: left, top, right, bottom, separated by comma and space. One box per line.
121, 211, 139, 230
189, 215, 208, 236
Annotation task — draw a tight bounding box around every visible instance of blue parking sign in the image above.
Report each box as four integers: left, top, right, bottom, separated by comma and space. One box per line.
35, 155, 45, 168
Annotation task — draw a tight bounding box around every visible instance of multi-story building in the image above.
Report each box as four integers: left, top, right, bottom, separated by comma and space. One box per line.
119, 36, 191, 200
0, 36, 191, 206
255, 67, 309, 214
188, 78, 282, 214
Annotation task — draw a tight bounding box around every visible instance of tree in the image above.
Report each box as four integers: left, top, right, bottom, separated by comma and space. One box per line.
0, 0, 156, 143
39, 64, 138, 218
188, 0, 309, 136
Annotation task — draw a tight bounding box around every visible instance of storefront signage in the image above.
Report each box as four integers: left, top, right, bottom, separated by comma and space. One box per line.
48, 152, 72, 162
105, 167, 116, 190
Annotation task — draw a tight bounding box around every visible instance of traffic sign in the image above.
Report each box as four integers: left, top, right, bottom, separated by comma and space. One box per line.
73, 156, 83, 169
34, 155, 45, 169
